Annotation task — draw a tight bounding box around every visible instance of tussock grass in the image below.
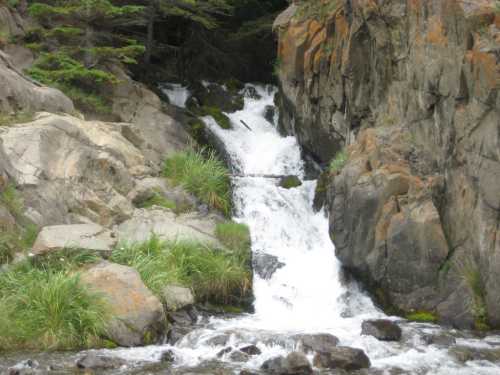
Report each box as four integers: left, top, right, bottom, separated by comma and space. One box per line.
0, 263, 109, 350
137, 192, 176, 211
215, 221, 251, 255
111, 234, 251, 306
329, 149, 348, 174
163, 149, 231, 216
0, 223, 39, 265
0, 184, 24, 218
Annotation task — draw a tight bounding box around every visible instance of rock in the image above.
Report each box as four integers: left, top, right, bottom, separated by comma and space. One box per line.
160, 350, 176, 362
239, 344, 261, 356
361, 320, 402, 341
313, 346, 371, 370
189, 82, 244, 113
264, 105, 276, 124
116, 209, 220, 245
76, 354, 126, 369
253, 253, 285, 280
261, 352, 312, 375
422, 333, 456, 346
279, 176, 302, 189
292, 333, 339, 353
0, 51, 74, 114
7, 360, 40, 375
31, 224, 117, 256
162, 284, 195, 311
205, 334, 230, 347
275, 0, 500, 328
229, 350, 249, 363
217, 347, 233, 357
242, 86, 261, 100
167, 308, 198, 344
80, 261, 166, 347
450, 346, 500, 363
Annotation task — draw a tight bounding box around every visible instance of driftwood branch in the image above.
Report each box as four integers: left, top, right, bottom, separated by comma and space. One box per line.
240, 119, 252, 131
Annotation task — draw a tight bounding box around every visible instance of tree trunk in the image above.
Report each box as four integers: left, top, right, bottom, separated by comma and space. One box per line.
145, 6, 155, 64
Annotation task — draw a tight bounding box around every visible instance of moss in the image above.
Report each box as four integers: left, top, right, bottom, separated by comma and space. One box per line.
279, 175, 302, 189
0, 112, 35, 127
137, 193, 176, 211
406, 311, 438, 323
201, 106, 232, 129
329, 149, 348, 174
224, 78, 244, 93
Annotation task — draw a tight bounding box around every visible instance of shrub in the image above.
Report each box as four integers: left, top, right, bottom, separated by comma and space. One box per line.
0, 265, 109, 350
111, 235, 252, 306
163, 149, 231, 216
329, 149, 348, 174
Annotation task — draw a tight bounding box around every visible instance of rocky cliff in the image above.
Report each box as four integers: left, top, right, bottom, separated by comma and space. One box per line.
275, 0, 500, 329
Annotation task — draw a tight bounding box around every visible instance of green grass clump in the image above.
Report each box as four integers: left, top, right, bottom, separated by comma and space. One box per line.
0, 184, 24, 218
0, 112, 35, 127
406, 311, 438, 323
215, 221, 251, 254
0, 264, 109, 350
329, 149, 348, 174
110, 235, 252, 306
163, 149, 231, 216
138, 192, 176, 210
201, 106, 232, 129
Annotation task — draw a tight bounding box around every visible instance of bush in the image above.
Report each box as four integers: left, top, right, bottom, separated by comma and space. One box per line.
329, 149, 348, 174
111, 235, 252, 306
163, 149, 231, 216
0, 264, 109, 350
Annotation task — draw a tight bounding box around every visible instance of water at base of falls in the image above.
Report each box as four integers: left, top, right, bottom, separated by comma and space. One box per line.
4, 84, 497, 375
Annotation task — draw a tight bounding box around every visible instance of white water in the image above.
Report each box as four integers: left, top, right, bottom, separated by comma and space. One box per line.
160, 83, 190, 108
101, 84, 500, 374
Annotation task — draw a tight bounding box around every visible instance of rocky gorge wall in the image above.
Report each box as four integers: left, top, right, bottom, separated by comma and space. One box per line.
274, 0, 500, 329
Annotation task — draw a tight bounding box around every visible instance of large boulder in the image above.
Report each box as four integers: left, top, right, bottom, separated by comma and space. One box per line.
80, 261, 166, 347
162, 284, 194, 311
31, 224, 117, 256
361, 320, 402, 341
261, 352, 312, 375
313, 346, 371, 371
292, 333, 339, 354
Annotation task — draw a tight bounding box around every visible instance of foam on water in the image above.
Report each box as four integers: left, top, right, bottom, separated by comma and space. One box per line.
103, 84, 500, 374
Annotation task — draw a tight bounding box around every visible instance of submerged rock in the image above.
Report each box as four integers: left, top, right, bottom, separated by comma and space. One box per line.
239, 344, 261, 356
75, 354, 126, 369
81, 261, 165, 347
313, 346, 371, 370
292, 333, 339, 353
7, 360, 40, 375
253, 253, 285, 280
422, 333, 456, 347
229, 350, 249, 363
361, 319, 402, 341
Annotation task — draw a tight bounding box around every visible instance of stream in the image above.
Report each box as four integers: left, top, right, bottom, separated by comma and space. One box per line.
2, 84, 500, 375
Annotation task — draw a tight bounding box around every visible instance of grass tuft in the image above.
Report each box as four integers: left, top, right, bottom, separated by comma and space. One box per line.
215, 221, 251, 254
110, 234, 251, 306
0, 264, 109, 350
163, 149, 231, 216
329, 149, 348, 174
0, 184, 24, 218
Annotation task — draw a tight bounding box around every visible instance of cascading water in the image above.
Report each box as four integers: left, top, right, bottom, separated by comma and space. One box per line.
96, 85, 500, 374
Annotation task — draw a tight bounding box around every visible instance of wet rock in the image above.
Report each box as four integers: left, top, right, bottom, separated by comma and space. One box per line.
264, 105, 276, 124
229, 350, 250, 363
292, 333, 339, 353
242, 86, 261, 100
7, 360, 40, 375
239, 344, 261, 356
422, 333, 456, 346
313, 346, 371, 370
261, 352, 312, 375
279, 176, 302, 189
217, 347, 233, 357
162, 284, 195, 311
31, 223, 117, 256
205, 334, 230, 347
361, 320, 402, 341
76, 354, 126, 370
81, 261, 166, 347
450, 346, 500, 363
189, 82, 244, 113
167, 308, 198, 344
253, 253, 285, 280
160, 350, 175, 362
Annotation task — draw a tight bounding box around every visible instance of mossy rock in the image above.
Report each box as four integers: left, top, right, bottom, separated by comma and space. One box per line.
201, 106, 232, 130
406, 311, 438, 323
279, 175, 302, 189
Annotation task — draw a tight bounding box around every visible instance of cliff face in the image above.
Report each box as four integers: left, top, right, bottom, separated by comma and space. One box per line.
275, 0, 500, 328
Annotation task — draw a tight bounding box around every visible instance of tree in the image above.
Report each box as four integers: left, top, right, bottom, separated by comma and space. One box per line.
27, 0, 145, 113
142, 0, 232, 64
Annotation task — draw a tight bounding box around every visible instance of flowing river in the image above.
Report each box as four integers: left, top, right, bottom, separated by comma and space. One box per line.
2, 85, 500, 374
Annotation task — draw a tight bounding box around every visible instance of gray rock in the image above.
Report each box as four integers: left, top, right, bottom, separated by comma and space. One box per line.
253, 253, 285, 280
264, 105, 276, 124
422, 333, 456, 346
160, 350, 176, 362
162, 284, 195, 311
450, 346, 500, 363
229, 350, 249, 363
292, 333, 339, 353
76, 354, 126, 369
239, 344, 261, 356
313, 346, 371, 370
7, 360, 40, 375
361, 320, 402, 341
80, 261, 166, 347
261, 352, 312, 375
31, 224, 117, 256
205, 334, 230, 347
